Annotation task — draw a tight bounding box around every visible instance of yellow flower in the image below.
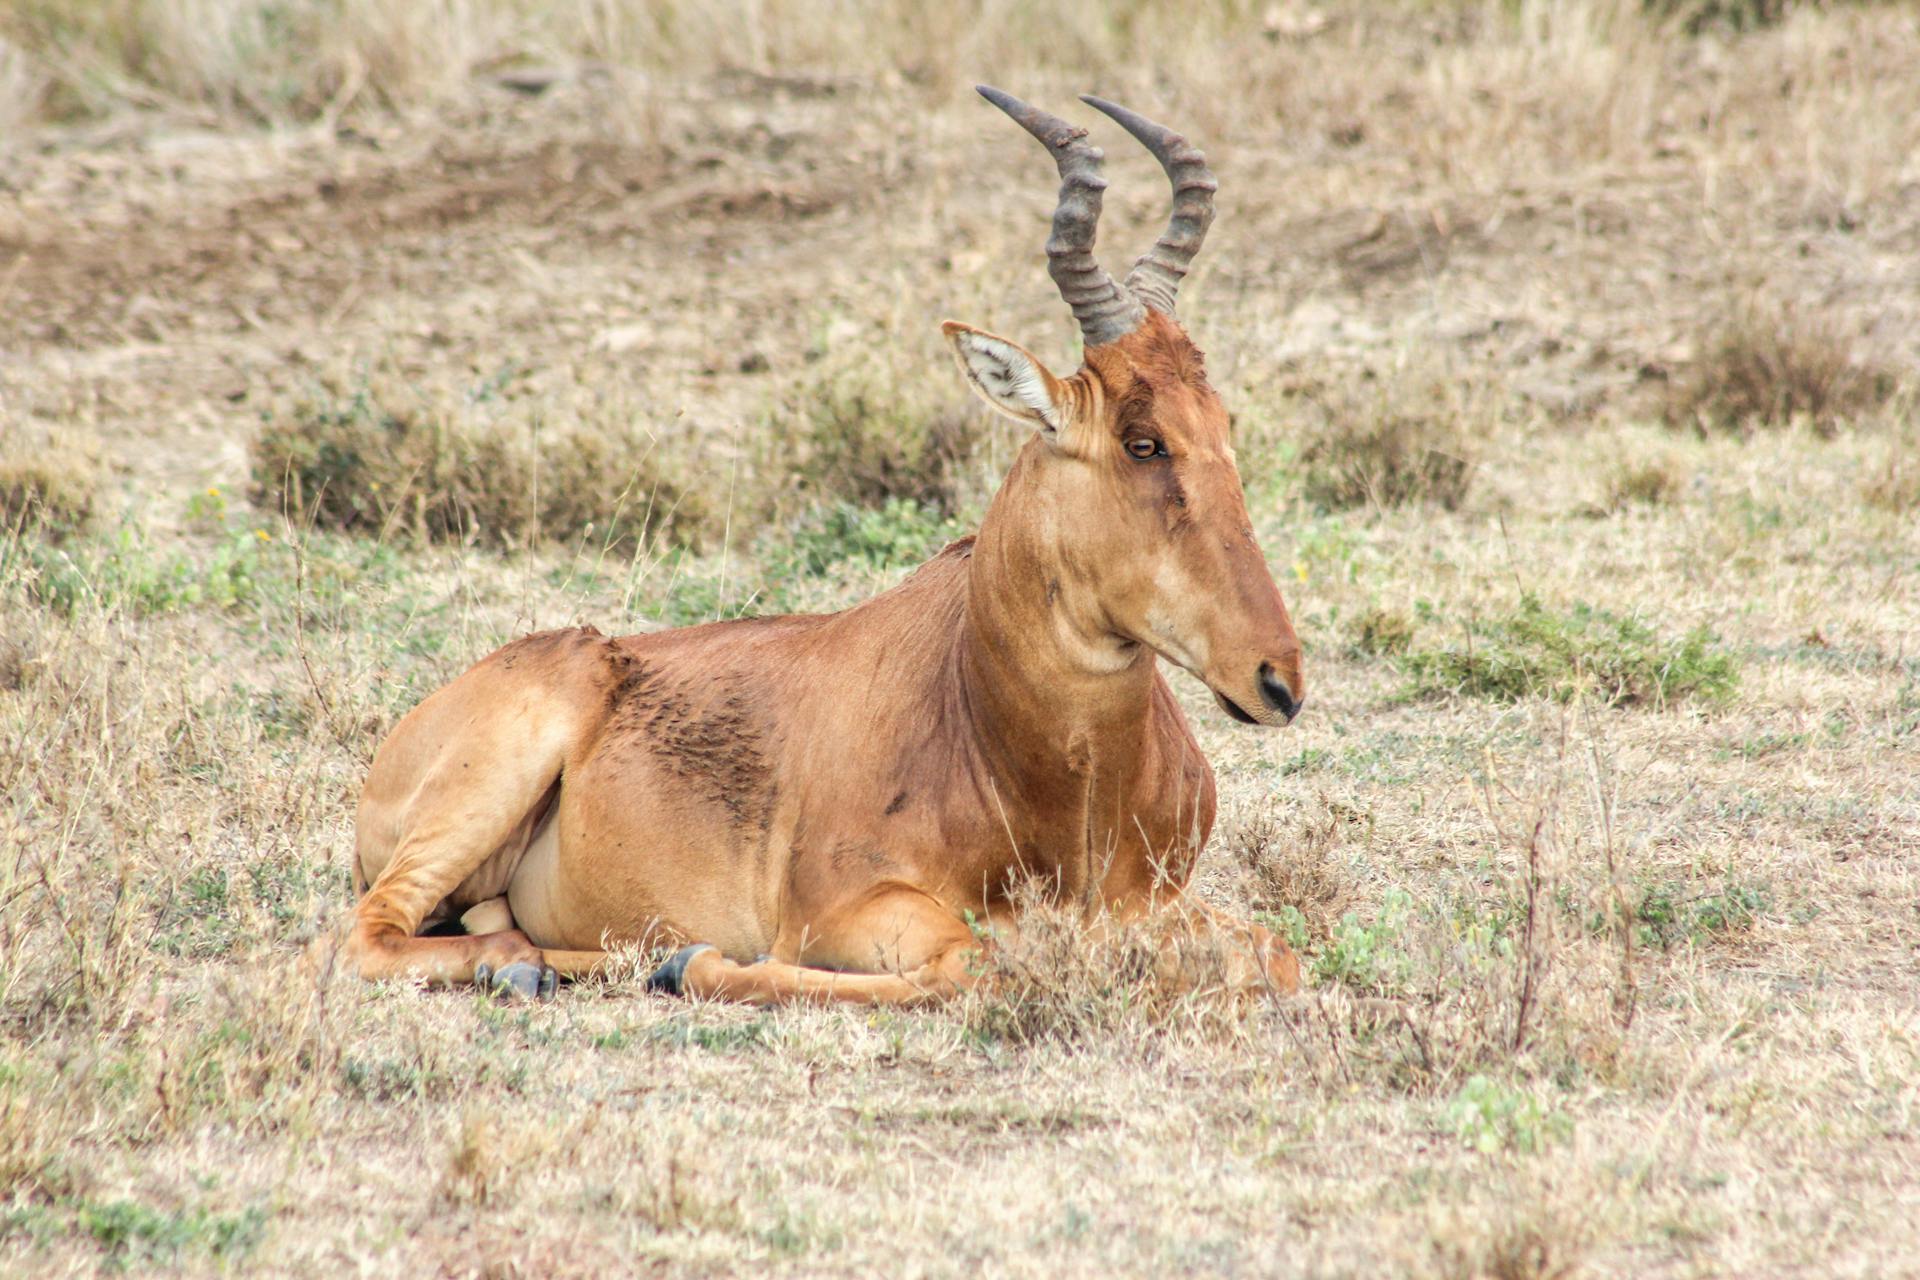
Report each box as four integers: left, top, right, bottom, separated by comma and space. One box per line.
206, 486, 221, 497
254, 529, 271, 542
1292, 561, 1310, 583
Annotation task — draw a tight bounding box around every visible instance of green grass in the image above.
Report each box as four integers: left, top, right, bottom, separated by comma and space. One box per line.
1631, 880, 1768, 950
1398, 594, 1739, 708
72, 1197, 269, 1269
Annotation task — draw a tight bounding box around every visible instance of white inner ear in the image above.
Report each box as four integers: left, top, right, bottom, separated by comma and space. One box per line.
951, 331, 1063, 433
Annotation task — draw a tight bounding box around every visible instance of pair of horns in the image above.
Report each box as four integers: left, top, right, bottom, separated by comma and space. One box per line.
977, 85, 1217, 349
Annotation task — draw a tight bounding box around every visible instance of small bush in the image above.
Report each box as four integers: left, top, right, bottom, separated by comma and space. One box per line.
251, 378, 714, 551
1634, 879, 1766, 949
1311, 891, 1414, 992
1350, 605, 1416, 656
1643, 0, 1788, 35
1603, 453, 1685, 509
1399, 594, 1738, 707
771, 356, 991, 517
1441, 1075, 1573, 1155
15, 526, 270, 617
0, 427, 104, 539
1270, 367, 1482, 512
1664, 304, 1895, 437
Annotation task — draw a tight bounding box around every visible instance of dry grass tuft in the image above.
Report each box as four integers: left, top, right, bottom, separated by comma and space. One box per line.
1663, 303, 1897, 437
0, 427, 104, 539
1861, 418, 1920, 512
1426, 1197, 1593, 1280
1601, 451, 1685, 510
251, 376, 714, 551
1350, 605, 1418, 657
962, 893, 1271, 1049
1276, 366, 1486, 512
1221, 797, 1363, 941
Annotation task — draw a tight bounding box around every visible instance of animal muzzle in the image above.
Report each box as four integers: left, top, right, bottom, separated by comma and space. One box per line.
1209, 656, 1304, 728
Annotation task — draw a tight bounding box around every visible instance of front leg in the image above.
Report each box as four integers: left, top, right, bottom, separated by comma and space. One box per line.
648, 884, 984, 1007
1105, 891, 1301, 996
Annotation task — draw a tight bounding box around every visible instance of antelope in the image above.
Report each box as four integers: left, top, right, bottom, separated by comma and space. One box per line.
341, 87, 1307, 1005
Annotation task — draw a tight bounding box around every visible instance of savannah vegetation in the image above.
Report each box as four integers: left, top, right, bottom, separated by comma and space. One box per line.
2, 0, 1917, 1274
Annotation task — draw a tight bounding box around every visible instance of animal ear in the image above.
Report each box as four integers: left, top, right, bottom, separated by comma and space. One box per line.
940, 321, 1072, 436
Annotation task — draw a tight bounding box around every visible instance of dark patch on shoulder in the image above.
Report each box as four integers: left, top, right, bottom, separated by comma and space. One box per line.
602, 643, 662, 713
884, 790, 909, 816
602, 655, 774, 830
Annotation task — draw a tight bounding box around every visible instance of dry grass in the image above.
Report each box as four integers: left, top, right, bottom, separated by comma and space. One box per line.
1861, 417, 1920, 513
250, 371, 717, 552
4, 1, 1920, 1275
0, 428, 104, 540
1267, 362, 1490, 513
1662, 301, 1899, 437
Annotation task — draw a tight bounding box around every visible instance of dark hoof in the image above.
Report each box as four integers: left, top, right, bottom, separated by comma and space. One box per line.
646, 944, 715, 997
476, 961, 556, 1001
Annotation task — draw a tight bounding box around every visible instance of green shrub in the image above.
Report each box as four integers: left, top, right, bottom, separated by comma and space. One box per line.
1399, 594, 1738, 707
1311, 890, 1413, 993
1634, 879, 1767, 949
13, 525, 270, 617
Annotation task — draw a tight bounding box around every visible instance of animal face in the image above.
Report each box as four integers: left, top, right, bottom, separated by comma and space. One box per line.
946, 87, 1305, 725
943, 312, 1303, 726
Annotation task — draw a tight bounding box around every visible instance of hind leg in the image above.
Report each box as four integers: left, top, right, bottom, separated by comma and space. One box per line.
344, 660, 586, 994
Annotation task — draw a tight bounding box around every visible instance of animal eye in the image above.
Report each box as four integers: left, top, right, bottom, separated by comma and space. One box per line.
1125, 438, 1163, 460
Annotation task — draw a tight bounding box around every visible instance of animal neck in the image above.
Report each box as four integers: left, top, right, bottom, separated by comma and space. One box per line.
957, 444, 1156, 794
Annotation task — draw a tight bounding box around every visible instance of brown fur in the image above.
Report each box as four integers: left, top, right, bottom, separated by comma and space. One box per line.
341, 311, 1305, 1004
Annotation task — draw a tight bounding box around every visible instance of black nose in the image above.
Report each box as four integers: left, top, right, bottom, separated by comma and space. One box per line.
1257, 662, 1300, 721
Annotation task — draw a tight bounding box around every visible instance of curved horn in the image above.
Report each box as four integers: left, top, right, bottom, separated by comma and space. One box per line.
976, 85, 1145, 348
1079, 95, 1217, 315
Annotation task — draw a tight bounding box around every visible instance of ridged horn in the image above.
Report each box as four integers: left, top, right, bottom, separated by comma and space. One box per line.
976, 85, 1146, 348
1079, 95, 1217, 316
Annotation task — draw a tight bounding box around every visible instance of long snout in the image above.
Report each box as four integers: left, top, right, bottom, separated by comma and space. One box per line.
1203, 542, 1305, 728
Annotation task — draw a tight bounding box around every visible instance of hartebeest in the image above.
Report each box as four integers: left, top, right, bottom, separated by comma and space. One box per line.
342, 87, 1306, 1004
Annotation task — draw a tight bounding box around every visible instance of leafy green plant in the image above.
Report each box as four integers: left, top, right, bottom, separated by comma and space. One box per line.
12, 526, 270, 617
1633, 880, 1767, 949
1311, 890, 1413, 992
1441, 1075, 1572, 1155
75, 1197, 269, 1267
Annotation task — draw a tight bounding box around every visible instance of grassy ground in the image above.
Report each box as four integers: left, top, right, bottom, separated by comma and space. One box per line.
3, 2, 1918, 1275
